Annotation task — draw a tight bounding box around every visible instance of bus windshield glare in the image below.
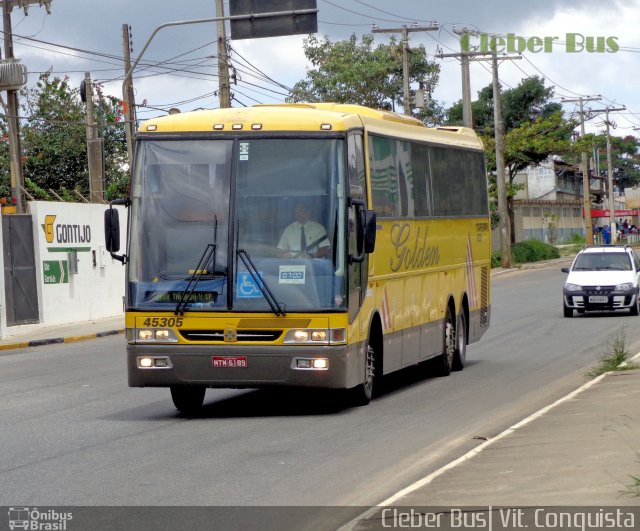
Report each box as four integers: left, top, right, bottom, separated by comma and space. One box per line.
128, 137, 347, 313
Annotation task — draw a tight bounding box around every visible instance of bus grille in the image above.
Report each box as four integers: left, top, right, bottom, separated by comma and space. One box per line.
480, 266, 489, 327
179, 329, 283, 342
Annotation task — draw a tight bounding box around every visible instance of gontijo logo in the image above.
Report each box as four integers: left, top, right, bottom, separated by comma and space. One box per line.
41, 215, 91, 244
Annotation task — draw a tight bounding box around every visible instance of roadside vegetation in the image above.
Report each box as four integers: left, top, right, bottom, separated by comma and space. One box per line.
587, 330, 638, 379
491, 239, 559, 268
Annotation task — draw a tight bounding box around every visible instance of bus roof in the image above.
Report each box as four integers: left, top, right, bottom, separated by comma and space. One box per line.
138, 103, 483, 150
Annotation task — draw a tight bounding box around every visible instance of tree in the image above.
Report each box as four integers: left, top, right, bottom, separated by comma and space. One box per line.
481, 111, 581, 242
287, 34, 440, 115
592, 134, 640, 190
0, 70, 129, 203
446, 75, 561, 133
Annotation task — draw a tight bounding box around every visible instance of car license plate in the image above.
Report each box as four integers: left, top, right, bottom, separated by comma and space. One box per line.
212, 356, 248, 368
589, 296, 608, 303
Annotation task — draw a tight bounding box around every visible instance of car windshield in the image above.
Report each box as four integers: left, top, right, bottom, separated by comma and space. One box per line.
573, 252, 632, 271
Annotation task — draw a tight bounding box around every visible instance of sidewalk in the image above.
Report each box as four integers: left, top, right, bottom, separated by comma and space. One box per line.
0, 314, 124, 351
350, 369, 640, 529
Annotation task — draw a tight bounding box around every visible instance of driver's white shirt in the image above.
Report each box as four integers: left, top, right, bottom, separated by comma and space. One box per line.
277, 221, 329, 252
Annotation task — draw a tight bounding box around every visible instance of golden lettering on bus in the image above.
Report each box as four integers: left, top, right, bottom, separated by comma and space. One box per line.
389, 223, 440, 272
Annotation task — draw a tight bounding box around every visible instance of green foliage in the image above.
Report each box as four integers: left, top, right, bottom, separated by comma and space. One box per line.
492, 239, 561, 267
24, 177, 51, 200
0, 70, 128, 203
287, 34, 440, 116
491, 250, 502, 268
447, 76, 561, 134
591, 134, 640, 189
570, 232, 586, 244
587, 330, 637, 378
511, 239, 560, 263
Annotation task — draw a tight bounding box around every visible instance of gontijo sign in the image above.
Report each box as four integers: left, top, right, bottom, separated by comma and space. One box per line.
42, 214, 92, 247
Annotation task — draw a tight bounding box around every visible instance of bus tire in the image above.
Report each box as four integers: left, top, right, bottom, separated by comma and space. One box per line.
435, 305, 455, 377
349, 342, 376, 406
170, 385, 206, 415
452, 311, 467, 371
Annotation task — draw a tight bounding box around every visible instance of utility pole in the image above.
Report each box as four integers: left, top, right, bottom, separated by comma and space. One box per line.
83, 72, 103, 203
490, 53, 511, 268
590, 105, 626, 242
454, 28, 478, 127
466, 52, 521, 268
215, 0, 231, 108
561, 96, 602, 245
122, 24, 136, 169
372, 22, 438, 116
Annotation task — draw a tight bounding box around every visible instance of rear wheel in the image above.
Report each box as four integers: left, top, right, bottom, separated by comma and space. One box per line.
435, 306, 455, 376
170, 385, 206, 415
452, 311, 467, 371
563, 304, 573, 318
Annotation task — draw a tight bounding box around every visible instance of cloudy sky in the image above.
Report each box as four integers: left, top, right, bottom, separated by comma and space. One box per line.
5, 0, 640, 135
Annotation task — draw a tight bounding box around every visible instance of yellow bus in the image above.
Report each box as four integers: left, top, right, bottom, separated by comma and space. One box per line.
105, 103, 491, 413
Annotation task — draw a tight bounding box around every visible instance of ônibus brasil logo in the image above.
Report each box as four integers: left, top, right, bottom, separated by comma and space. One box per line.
8, 507, 73, 530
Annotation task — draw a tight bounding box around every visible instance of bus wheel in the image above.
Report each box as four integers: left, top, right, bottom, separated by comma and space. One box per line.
349, 343, 376, 406
452, 311, 467, 371
435, 306, 455, 377
170, 385, 206, 415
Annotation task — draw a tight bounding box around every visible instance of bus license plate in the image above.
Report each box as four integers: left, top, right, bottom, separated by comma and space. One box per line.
589, 296, 608, 303
212, 356, 248, 368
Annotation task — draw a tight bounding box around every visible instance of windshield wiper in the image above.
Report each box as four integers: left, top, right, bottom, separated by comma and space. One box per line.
236, 248, 286, 317
174, 243, 221, 315
175, 217, 224, 315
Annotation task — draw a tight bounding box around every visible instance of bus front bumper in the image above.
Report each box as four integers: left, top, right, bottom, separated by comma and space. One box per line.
127, 343, 354, 389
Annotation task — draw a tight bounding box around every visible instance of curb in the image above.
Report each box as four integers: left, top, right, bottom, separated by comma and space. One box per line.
0, 329, 124, 352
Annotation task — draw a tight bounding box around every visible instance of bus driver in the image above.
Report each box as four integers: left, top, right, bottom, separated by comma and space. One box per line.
277, 202, 330, 258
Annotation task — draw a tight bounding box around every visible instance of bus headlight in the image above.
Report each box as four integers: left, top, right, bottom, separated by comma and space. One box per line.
131, 328, 179, 343
284, 328, 346, 345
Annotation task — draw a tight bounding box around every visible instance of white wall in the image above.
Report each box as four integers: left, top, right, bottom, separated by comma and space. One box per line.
0, 201, 127, 338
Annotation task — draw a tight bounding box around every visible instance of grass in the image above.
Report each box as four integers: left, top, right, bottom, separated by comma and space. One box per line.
586, 330, 638, 379
627, 473, 640, 497
556, 243, 584, 258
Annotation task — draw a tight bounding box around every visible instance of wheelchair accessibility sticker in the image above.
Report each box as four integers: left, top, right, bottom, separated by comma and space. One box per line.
279, 265, 305, 284
236, 271, 264, 298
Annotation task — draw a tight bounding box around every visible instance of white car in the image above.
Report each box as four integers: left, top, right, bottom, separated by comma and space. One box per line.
562, 245, 640, 317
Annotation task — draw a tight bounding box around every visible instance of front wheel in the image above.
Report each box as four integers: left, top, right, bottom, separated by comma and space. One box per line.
349, 343, 376, 406
563, 304, 573, 318
630, 290, 640, 316
170, 385, 206, 415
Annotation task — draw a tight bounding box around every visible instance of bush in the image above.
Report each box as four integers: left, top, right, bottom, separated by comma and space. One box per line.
570, 232, 586, 244
491, 239, 559, 268
491, 250, 502, 268
511, 239, 560, 263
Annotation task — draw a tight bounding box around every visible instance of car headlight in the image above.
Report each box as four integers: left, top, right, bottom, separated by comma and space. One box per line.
564, 283, 582, 292
615, 282, 634, 291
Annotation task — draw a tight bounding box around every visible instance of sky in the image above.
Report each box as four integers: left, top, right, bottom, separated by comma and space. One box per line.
4, 0, 640, 136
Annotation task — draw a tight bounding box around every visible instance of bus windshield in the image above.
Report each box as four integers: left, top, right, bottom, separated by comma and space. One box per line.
128, 137, 347, 313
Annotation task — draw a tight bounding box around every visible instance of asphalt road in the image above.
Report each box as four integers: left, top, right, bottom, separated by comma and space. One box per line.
2, 263, 640, 513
